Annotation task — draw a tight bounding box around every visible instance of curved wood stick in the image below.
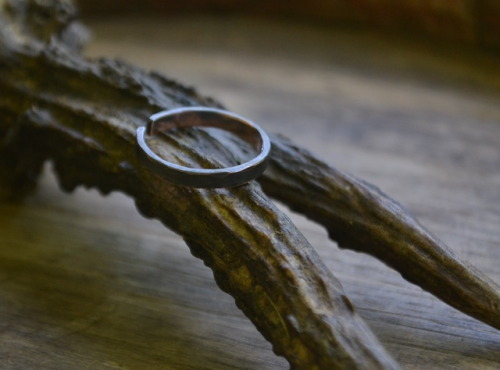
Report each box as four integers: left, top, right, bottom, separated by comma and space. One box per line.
261, 137, 500, 330
0, 1, 399, 368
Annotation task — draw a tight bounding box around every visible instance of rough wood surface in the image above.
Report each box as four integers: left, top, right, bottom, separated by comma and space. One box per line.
0, 1, 399, 369
1, 1, 500, 369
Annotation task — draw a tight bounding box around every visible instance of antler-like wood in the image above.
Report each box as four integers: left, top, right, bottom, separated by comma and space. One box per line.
0, 1, 498, 368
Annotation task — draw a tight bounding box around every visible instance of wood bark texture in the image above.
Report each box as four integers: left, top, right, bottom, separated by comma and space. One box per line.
0, 0, 498, 369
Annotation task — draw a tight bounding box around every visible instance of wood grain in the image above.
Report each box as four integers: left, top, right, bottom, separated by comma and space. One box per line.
1, 13, 499, 369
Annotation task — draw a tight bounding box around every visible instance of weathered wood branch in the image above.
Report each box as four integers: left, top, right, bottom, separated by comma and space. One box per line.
261, 137, 500, 330
0, 1, 400, 369
0, 0, 498, 368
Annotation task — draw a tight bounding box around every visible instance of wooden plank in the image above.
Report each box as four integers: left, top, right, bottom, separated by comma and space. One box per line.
1, 14, 499, 369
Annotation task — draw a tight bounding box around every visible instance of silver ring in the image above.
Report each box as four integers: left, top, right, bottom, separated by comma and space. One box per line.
136, 107, 271, 188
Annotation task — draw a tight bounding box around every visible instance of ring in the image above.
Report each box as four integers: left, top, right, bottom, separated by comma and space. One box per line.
136, 107, 271, 188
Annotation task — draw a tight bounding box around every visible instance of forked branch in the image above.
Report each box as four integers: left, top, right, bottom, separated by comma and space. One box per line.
1, 1, 498, 369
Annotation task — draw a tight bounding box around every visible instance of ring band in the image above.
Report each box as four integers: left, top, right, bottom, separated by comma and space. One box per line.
136, 107, 271, 188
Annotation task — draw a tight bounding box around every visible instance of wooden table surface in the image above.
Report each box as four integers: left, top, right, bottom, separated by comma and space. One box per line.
1, 14, 499, 369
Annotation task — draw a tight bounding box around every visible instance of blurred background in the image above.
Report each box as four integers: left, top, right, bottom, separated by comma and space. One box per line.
79, 0, 500, 50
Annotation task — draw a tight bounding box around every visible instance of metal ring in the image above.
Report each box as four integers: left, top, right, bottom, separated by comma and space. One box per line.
136, 107, 271, 188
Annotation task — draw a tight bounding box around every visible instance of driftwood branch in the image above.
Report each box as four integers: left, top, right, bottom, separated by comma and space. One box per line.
0, 1, 498, 368
261, 138, 500, 331
0, 1, 401, 369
